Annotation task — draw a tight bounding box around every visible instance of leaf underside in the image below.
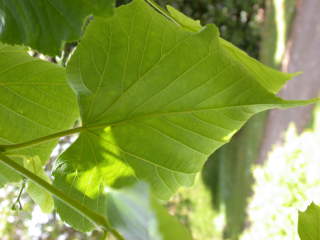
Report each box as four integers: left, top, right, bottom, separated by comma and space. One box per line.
0, 0, 114, 56
52, 0, 317, 232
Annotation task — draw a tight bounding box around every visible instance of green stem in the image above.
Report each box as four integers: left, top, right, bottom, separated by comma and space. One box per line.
12, 178, 26, 210
0, 127, 85, 152
0, 152, 124, 240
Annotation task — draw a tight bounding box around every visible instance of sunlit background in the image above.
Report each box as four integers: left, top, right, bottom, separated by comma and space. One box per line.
1, 0, 320, 239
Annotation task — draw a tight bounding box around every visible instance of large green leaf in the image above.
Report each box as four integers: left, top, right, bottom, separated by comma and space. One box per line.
53, 0, 316, 230
298, 203, 320, 240
0, 43, 78, 191
0, 0, 115, 56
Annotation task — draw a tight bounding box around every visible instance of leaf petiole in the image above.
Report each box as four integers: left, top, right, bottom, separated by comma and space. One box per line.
0, 127, 85, 152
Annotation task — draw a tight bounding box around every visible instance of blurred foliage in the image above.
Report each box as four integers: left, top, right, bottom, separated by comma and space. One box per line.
164, 106, 320, 240
202, 0, 297, 239
202, 113, 267, 240
118, 0, 264, 58
260, 0, 296, 68
166, 176, 222, 240
241, 105, 320, 240
161, 0, 264, 58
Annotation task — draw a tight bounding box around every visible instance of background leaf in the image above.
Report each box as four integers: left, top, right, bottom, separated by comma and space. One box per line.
298, 203, 320, 240
54, 0, 316, 231
23, 156, 54, 213
106, 182, 193, 240
0, 43, 78, 188
0, 0, 115, 56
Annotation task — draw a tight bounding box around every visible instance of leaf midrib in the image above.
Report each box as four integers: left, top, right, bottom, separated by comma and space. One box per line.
85, 102, 283, 130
